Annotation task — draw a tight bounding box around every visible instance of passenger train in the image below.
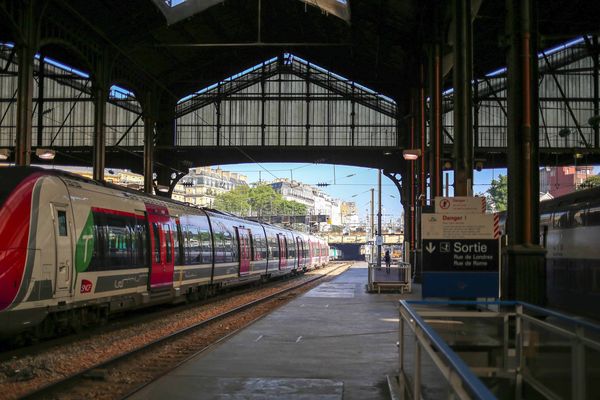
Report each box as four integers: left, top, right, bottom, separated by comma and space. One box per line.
499, 186, 600, 319
0, 167, 329, 338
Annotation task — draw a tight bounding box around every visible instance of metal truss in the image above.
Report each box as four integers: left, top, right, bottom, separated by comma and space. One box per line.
440, 37, 600, 156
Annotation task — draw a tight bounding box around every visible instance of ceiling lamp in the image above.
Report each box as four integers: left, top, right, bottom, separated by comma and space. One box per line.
0, 148, 11, 160
35, 148, 56, 160
402, 149, 422, 161
558, 128, 571, 138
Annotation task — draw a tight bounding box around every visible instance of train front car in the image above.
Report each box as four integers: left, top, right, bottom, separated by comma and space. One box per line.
541, 188, 600, 320
0, 168, 51, 336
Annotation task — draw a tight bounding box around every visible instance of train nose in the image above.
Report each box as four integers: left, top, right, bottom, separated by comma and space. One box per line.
0, 248, 26, 311
0, 174, 37, 313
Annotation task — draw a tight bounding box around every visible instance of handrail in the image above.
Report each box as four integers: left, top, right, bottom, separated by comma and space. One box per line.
405, 300, 600, 333
400, 300, 497, 400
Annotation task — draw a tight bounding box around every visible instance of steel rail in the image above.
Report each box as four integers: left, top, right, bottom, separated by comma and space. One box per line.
19, 262, 351, 400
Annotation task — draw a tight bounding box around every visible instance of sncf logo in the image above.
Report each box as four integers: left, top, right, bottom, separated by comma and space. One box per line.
80, 279, 93, 294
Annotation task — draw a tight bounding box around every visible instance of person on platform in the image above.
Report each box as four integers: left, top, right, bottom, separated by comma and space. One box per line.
384, 250, 391, 273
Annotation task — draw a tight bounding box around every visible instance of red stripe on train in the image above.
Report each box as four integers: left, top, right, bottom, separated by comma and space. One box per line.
0, 174, 42, 311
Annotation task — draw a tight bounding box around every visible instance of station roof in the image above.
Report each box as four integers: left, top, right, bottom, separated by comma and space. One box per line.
2, 0, 599, 108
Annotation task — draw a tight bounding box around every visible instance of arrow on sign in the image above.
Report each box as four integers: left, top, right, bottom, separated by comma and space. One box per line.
425, 242, 436, 254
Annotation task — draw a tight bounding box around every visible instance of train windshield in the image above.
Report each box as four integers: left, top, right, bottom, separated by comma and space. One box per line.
0, 167, 42, 208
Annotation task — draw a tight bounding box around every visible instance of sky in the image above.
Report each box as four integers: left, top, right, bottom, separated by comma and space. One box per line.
216, 162, 510, 221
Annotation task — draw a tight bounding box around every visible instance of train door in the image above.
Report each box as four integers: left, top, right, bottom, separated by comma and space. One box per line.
236, 227, 251, 275
296, 237, 303, 270
277, 234, 287, 270
51, 203, 72, 295
147, 205, 175, 291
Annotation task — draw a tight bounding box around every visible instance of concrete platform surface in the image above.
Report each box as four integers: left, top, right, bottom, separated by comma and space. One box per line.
128, 262, 417, 400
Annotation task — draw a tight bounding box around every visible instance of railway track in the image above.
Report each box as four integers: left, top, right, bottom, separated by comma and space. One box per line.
17, 262, 352, 400
0, 266, 313, 362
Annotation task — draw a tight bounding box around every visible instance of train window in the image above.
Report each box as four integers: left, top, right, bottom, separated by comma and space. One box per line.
223, 230, 235, 263
199, 229, 213, 264
105, 214, 131, 267
174, 223, 183, 265
57, 210, 68, 236
152, 223, 161, 263
268, 234, 279, 259
573, 210, 585, 227
553, 211, 570, 229
183, 226, 201, 264
164, 224, 172, 263
287, 236, 296, 259
131, 221, 148, 267
252, 233, 267, 260
587, 207, 600, 226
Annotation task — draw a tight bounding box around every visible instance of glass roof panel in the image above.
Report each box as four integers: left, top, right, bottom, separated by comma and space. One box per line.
150, 0, 224, 25
300, 0, 350, 22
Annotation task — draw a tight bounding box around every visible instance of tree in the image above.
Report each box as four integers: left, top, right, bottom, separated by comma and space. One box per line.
214, 184, 307, 216
486, 174, 508, 212
213, 186, 251, 214
578, 175, 600, 190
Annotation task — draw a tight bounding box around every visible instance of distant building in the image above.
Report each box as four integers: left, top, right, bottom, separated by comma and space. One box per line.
341, 201, 360, 226
540, 166, 594, 197
178, 166, 248, 207
269, 179, 342, 225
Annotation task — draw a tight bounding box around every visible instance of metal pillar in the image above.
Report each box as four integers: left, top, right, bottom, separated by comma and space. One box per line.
36, 54, 44, 146
370, 188, 375, 241
452, 0, 474, 196
593, 36, 599, 148
419, 64, 426, 203
143, 114, 154, 194
15, 4, 35, 166
377, 169, 382, 267
429, 41, 443, 198
504, 0, 546, 303
92, 81, 107, 181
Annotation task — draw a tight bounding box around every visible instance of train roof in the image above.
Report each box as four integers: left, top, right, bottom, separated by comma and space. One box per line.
540, 185, 600, 211
0, 166, 325, 241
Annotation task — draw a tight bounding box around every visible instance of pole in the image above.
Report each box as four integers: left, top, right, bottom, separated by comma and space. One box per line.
453, 0, 474, 196
370, 188, 375, 241
377, 169, 382, 267
445, 172, 450, 197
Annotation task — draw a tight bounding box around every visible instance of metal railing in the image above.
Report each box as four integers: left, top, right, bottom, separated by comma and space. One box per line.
396, 300, 600, 400
368, 262, 411, 293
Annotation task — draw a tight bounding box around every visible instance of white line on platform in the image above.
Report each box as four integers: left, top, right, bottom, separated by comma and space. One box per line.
296, 336, 303, 343
255, 335, 263, 342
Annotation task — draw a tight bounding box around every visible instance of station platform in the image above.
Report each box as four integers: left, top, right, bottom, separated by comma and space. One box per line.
128, 262, 431, 400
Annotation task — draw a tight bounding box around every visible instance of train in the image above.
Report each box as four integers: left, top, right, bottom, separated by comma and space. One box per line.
329, 246, 343, 260
499, 186, 600, 319
0, 167, 329, 338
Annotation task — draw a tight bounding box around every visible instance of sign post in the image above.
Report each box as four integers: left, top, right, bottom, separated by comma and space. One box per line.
422, 198, 500, 298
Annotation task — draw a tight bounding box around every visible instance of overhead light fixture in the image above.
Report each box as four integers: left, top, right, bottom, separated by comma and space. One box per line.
475, 159, 485, 172
574, 153, 584, 159
35, 148, 56, 160
558, 128, 571, 138
402, 149, 421, 161
383, 151, 392, 156
0, 148, 11, 160
157, 185, 169, 192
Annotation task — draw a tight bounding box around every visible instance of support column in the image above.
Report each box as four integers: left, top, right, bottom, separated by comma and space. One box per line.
36, 54, 45, 146
92, 55, 108, 181
504, 0, 545, 303
452, 0, 474, 196
15, 3, 36, 166
593, 36, 599, 148
429, 41, 443, 198
143, 113, 155, 194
